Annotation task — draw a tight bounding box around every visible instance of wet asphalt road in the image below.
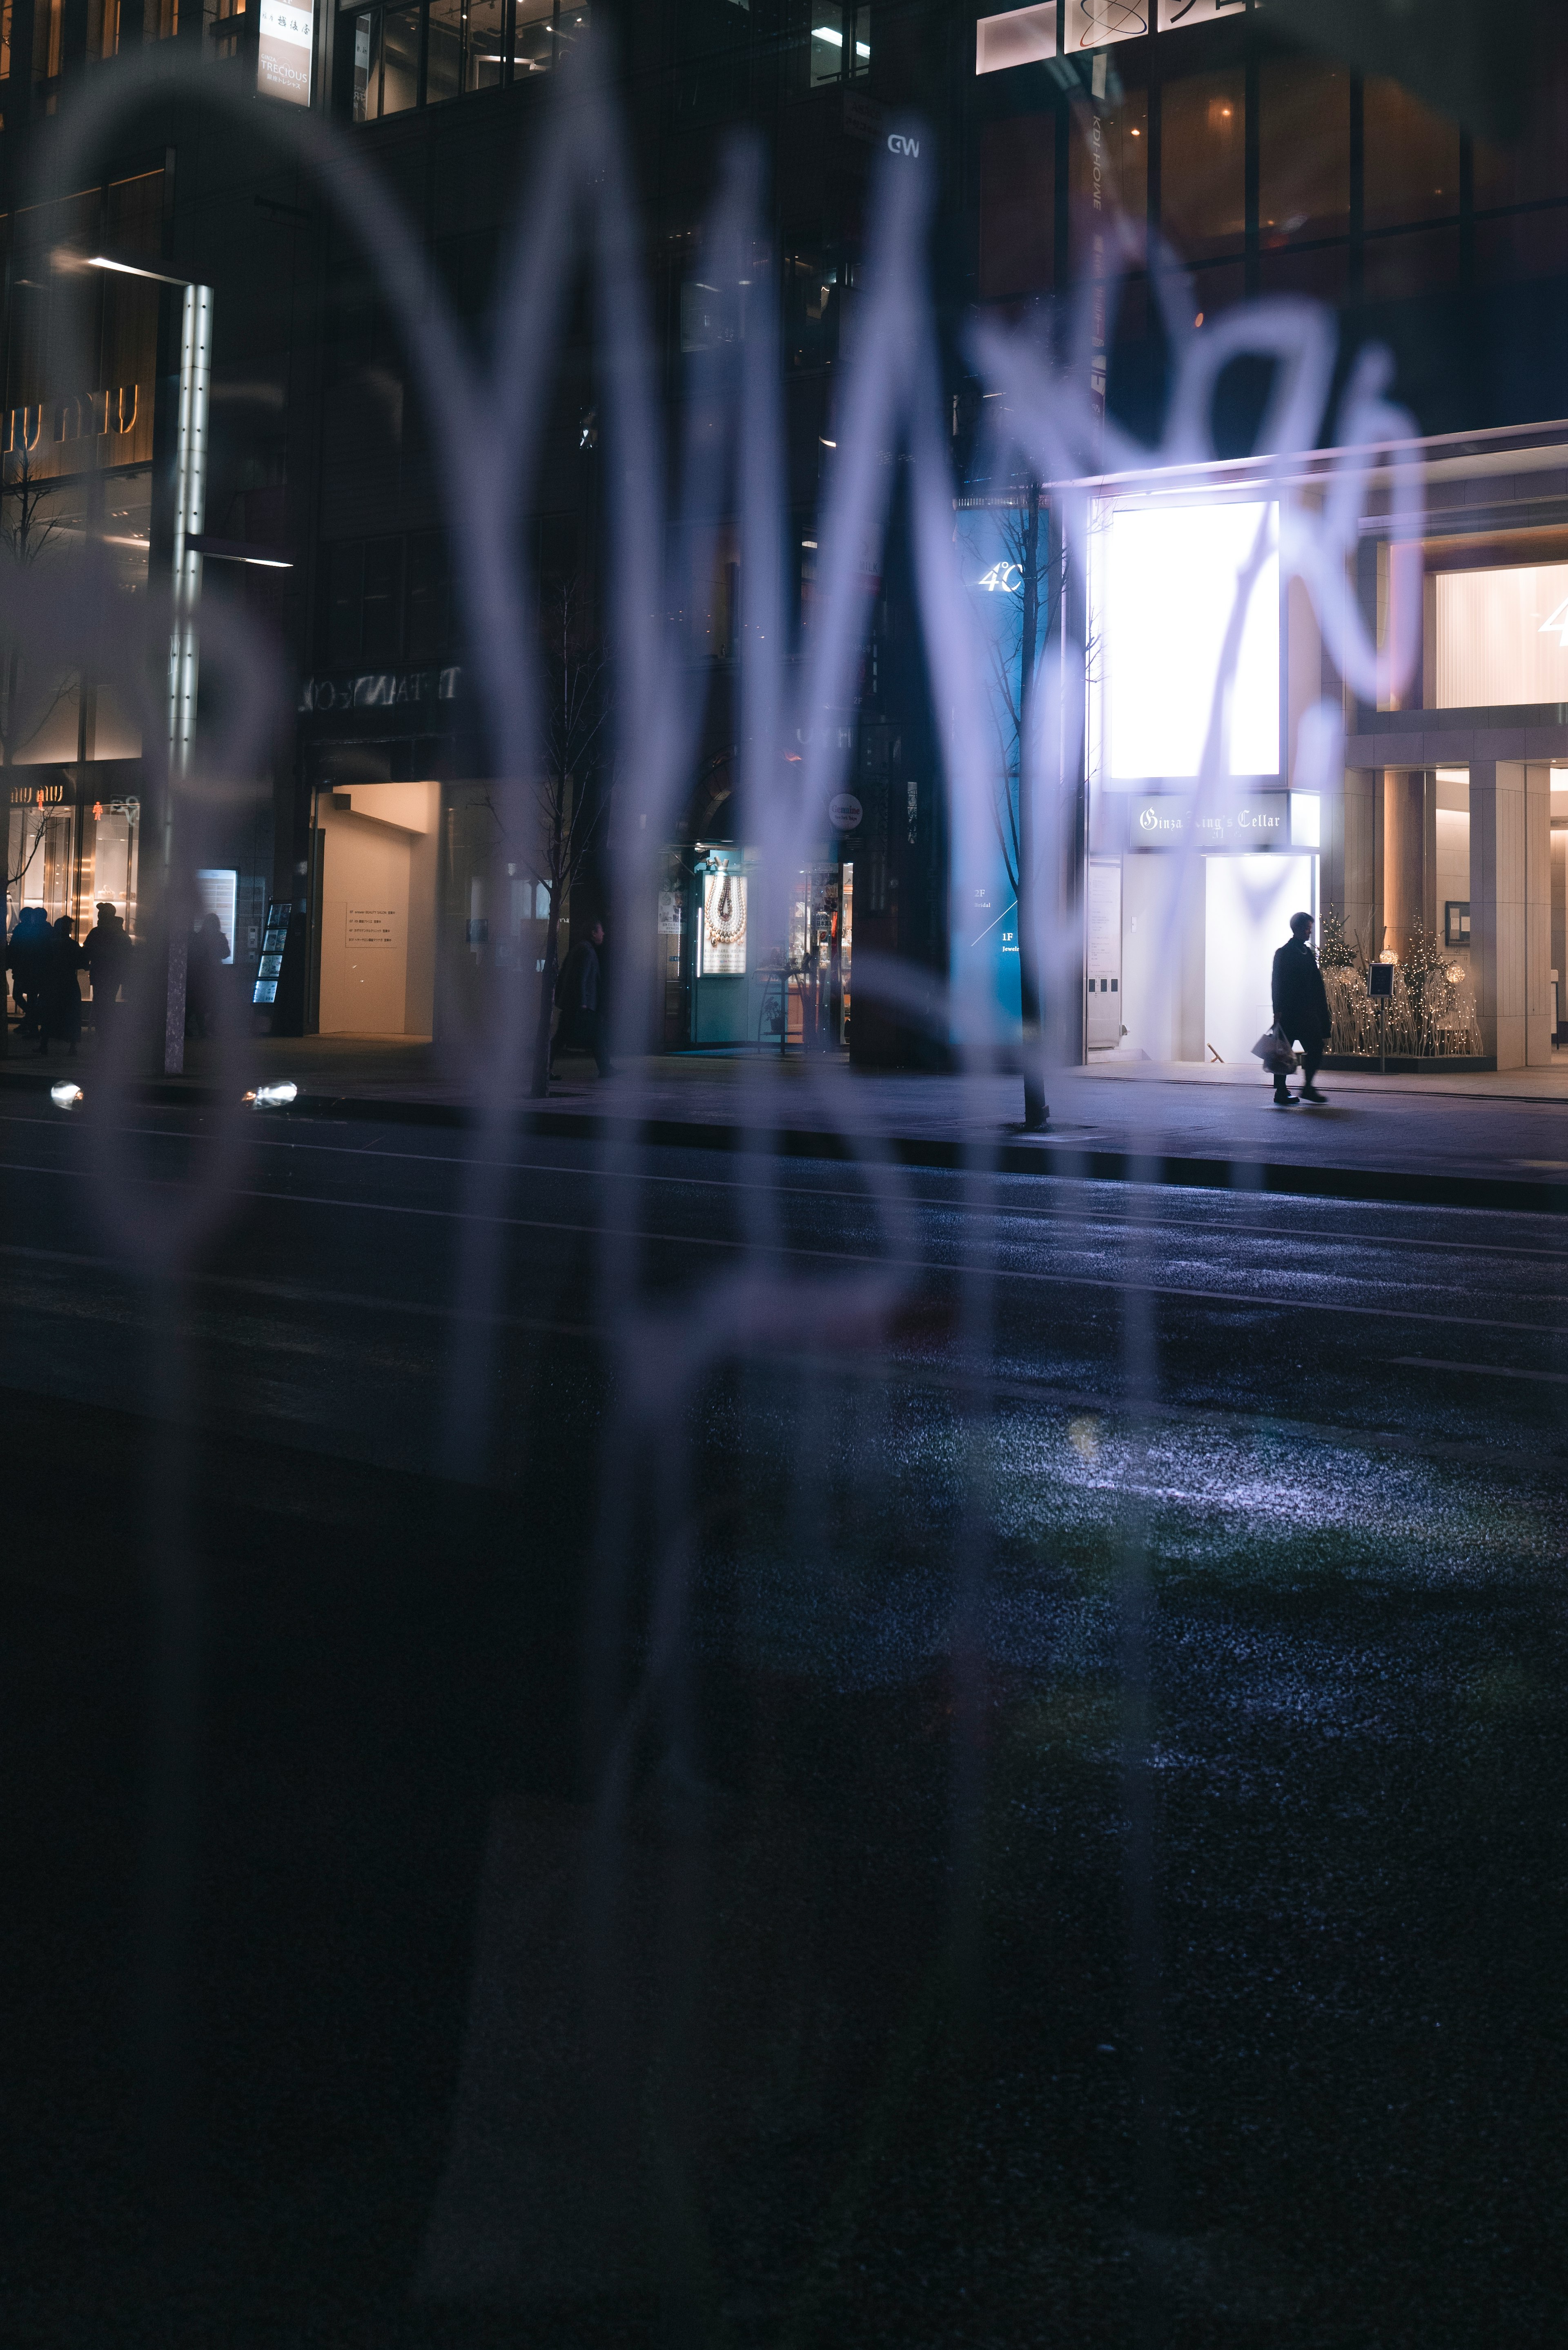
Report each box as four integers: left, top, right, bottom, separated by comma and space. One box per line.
3, 1098, 1568, 2348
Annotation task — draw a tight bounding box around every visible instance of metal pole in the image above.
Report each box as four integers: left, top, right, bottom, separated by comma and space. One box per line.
163, 283, 212, 1076
1378, 994, 1385, 1076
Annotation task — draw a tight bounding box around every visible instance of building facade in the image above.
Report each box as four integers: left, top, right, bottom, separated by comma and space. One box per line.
0, 0, 1564, 1066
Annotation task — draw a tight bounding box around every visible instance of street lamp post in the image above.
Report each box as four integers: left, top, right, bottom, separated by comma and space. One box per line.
86, 257, 213, 1074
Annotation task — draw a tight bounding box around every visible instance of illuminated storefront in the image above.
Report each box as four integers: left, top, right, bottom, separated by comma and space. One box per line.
1085, 424, 1568, 1072
5, 776, 142, 940
1087, 482, 1322, 1066
655, 843, 853, 1053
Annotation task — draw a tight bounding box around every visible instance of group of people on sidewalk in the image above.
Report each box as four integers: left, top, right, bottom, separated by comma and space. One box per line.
5, 903, 132, 1057
4, 903, 230, 1056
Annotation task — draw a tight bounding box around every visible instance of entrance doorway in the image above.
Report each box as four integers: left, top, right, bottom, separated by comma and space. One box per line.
315, 781, 439, 1035
1204, 852, 1316, 1066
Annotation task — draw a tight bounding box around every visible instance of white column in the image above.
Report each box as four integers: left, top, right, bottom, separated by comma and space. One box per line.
1470, 760, 1535, 1069
1526, 760, 1554, 1066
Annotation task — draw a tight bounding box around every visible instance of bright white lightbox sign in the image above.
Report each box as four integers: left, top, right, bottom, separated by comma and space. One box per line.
196, 868, 238, 963
1101, 499, 1279, 784
257, 0, 315, 105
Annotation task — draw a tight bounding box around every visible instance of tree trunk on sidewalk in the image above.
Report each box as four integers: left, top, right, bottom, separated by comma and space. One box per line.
1017, 484, 1048, 1132
530, 901, 562, 1099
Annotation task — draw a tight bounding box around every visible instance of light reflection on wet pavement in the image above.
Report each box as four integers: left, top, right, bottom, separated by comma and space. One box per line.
3, 1113, 1566, 2344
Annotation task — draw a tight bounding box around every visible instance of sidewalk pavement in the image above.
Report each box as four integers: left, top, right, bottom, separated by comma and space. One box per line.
4, 1030, 1568, 1211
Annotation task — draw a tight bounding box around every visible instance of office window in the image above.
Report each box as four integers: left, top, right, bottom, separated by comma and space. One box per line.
425, 0, 511, 98
1474, 49, 1568, 212
1363, 78, 1459, 231
1159, 67, 1245, 260
353, 4, 420, 119
352, 0, 583, 111
361, 538, 404, 666
32, 0, 62, 79
406, 532, 451, 662
326, 541, 365, 666
1432, 563, 1568, 709
809, 0, 869, 86
1258, 55, 1350, 246
87, 0, 121, 56
513, 0, 553, 72
425, 0, 461, 100
979, 114, 1055, 298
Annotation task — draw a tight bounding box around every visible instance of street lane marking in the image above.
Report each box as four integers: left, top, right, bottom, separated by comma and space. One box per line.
0, 1178, 1565, 1343
1390, 1356, 1568, 1385
9, 1109, 1568, 1266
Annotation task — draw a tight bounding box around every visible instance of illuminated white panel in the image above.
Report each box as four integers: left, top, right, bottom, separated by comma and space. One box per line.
1156, 0, 1245, 30
1432, 562, 1568, 708
1067, 0, 1146, 52
1204, 852, 1316, 1068
257, 0, 316, 104
1102, 499, 1279, 781
976, 1, 1056, 72
196, 868, 237, 963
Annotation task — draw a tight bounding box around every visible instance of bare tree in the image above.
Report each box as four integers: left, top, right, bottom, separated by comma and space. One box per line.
969, 483, 1102, 1127
971, 482, 1051, 1128
526, 575, 610, 1098
0, 442, 76, 780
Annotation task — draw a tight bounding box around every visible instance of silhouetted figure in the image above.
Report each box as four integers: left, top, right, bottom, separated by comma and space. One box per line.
1270, 910, 1332, 1106
83, 903, 132, 1050
8, 906, 51, 1038
37, 916, 85, 1057
186, 909, 230, 1039
550, 918, 613, 1079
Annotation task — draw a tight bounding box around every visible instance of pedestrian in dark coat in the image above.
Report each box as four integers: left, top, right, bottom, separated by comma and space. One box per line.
8, 905, 51, 1036
37, 916, 85, 1057
1270, 910, 1332, 1106
550, 918, 614, 1079
186, 909, 230, 1038
83, 902, 133, 1049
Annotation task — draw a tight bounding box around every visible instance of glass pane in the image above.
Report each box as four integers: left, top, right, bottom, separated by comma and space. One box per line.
1258, 55, 1350, 247
554, 0, 586, 62
1070, 85, 1147, 265
810, 0, 842, 86
406, 531, 451, 663
1363, 77, 1460, 231
361, 538, 404, 667
1474, 48, 1568, 210
849, 0, 868, 74
1158, 67, 1245, 261
352, 8, 377, 122
380, 4, 421, 113
979, 114, 1054, 299
326, 540, 363, 667
427, 0, 462, 103
466, 0, 503, 87
512, 0, 553, 74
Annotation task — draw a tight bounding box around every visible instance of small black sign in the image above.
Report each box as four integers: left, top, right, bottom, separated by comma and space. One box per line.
1368, 962, 1395, 999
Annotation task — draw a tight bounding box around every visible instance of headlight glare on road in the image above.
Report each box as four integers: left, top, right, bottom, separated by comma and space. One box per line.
49, 1082, 84, 1110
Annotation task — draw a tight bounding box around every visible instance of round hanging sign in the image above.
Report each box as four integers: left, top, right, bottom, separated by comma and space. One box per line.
828, 792, 864, 832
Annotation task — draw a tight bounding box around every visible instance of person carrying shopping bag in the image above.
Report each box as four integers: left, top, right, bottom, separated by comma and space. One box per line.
1261, 911, 1332, 1106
